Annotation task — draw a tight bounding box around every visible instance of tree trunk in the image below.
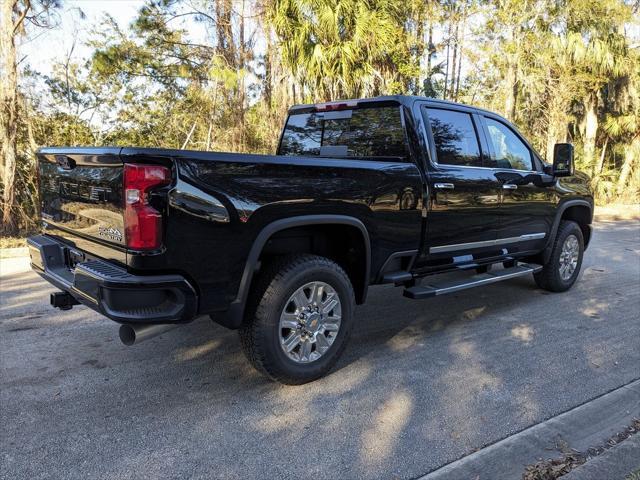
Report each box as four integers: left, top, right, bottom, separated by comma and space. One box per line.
181, 122, 197, 150
1, 0, 19, 233
545, 115, 559, 164
25, 102, 40, 229
595, 137, 608, 176
503, 62, 518, 121
450, 19, 458, 100
424, 24, 435, 97
583, 92, 598, 174
616, 137, 639, 196
264, 27, 272, 109
238, 0, 246, 149
454, 11, 466, 101
443, 19, 451, 99
545, 88, 568, 163
503, 25, 518, 121
414, 10, 424, 96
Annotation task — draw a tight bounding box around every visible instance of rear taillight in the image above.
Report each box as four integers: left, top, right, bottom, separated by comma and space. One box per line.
123, 163, 171, 250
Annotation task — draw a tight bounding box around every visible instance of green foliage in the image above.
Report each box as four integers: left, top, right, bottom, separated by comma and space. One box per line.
266, 0, 416, 101
5, 0, 640, 235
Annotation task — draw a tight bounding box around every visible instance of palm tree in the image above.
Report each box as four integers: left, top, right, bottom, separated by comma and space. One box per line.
562, 0, 632, 174
266, 0, 411, 102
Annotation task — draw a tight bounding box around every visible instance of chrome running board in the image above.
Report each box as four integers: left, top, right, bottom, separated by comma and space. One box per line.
403, 263, 543, 300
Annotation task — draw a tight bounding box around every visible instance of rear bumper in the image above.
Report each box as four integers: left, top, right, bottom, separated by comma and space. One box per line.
27, 234, 197, 324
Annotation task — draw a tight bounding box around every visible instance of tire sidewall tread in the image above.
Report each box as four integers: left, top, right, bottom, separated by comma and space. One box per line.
240, 254, 355, 385
534, 220, 584, 292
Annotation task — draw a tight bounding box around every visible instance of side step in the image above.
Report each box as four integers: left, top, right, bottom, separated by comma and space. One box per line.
403, 263, 543, 300
381, 270, 413, 283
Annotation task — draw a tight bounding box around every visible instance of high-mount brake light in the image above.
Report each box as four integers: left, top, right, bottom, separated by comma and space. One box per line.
315, 101, 358, 112
123, 163, 171, 250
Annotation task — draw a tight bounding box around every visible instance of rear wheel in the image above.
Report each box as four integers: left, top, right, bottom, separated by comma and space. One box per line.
239, 254, 355, 384
534, 220, 584, 292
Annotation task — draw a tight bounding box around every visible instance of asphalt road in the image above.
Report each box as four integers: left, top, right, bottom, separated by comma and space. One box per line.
1, 220, 639, 480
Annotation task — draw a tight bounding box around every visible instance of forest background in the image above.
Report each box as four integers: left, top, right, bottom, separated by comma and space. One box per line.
1, 0, 639, 237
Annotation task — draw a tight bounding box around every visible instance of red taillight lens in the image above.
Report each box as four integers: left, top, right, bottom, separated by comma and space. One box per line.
123, 164, 171, 250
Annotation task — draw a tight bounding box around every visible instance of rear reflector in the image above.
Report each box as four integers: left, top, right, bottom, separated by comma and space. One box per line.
123, 164, 170, 250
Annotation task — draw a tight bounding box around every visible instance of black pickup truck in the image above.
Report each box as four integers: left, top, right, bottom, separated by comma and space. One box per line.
28, 95, 593, 384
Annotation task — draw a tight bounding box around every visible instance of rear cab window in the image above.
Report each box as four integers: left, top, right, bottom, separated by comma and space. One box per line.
278, 106, 408, 160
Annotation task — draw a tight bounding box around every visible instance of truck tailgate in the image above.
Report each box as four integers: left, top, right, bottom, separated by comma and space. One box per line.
37, 147, 126, 261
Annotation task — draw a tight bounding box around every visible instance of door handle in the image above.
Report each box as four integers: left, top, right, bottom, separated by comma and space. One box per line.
434, 183, 455, 190
502, 184, 518, 190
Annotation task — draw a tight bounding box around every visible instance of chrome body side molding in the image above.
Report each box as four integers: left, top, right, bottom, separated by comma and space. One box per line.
430, 232, 546, 254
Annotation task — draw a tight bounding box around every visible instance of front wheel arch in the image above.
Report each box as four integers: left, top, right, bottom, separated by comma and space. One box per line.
543, 200, 592, 264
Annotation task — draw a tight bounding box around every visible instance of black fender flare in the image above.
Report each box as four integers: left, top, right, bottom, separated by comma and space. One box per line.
543, 199, 593, 263
219, 215, 371, 329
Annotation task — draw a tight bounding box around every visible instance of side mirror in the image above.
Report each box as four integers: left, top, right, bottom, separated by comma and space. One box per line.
553, 143, 574, 177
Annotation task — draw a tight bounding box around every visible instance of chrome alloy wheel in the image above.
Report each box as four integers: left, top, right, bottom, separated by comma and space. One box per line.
559, 234, 580, 280
279, 281, 342, 363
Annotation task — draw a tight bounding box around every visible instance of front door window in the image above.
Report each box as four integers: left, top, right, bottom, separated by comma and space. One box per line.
484, 117, 533, 171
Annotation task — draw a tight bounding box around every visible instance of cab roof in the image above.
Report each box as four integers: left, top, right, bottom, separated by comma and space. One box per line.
288, 95, 496, 116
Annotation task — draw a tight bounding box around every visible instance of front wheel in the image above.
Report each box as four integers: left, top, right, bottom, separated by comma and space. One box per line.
239, 254, 355, 384
534, 220, 584, 292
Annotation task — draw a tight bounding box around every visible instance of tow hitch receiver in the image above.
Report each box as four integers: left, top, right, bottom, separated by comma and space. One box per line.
50, 291, 80, 310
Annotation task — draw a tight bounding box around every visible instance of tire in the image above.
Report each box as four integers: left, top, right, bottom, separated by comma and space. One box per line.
239, 254, 355, 385
534, 220, 584, 292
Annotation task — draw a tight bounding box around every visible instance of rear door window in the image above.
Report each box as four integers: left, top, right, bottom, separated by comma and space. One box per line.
279, 107, 408, 159
425, 108, 482, 167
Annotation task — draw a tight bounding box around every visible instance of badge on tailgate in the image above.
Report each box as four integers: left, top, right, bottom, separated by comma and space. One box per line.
55, 155, 76, 170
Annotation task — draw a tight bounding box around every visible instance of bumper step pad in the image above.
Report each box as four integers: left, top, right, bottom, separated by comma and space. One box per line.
27, 234, 197, 323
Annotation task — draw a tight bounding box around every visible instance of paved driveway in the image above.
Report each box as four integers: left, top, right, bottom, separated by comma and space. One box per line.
1, 220, 639, 479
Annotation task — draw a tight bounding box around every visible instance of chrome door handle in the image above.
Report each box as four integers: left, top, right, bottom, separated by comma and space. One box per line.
502, 184, 518, 190
434, 183, 455, 190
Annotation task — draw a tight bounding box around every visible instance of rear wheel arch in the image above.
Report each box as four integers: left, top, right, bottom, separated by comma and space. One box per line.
220, 215, 370, 329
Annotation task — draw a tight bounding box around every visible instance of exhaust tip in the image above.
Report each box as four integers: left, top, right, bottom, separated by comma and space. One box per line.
118, 323, 179, 345
119, 324, 136, 346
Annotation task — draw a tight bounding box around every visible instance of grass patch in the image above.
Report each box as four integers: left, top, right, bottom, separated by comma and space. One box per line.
0, 236, 27, 249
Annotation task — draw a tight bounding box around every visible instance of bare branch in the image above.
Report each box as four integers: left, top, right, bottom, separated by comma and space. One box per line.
12, 0, 32, 35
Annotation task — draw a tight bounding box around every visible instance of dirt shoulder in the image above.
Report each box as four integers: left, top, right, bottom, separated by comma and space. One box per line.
595, 204, 640, 222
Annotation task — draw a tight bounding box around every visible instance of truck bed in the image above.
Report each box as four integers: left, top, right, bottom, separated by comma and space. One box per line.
37, 146, 424, 318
